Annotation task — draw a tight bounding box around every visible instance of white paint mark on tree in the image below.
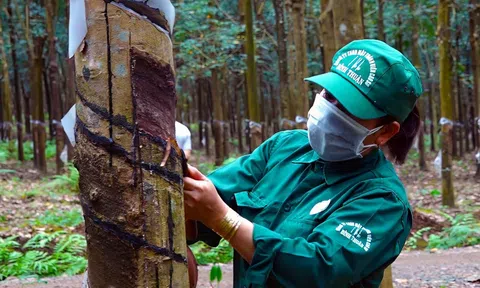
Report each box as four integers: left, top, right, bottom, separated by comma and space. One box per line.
339, 23, 347, 37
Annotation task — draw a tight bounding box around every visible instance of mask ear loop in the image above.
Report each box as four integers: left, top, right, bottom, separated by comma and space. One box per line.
359, 125, 385, 154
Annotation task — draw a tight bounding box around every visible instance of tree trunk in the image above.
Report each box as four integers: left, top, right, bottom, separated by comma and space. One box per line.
469, 0, 480, 176
455, 28, 465, 158
74, 1, 190, 287
438, 0, 455, 207
43, 67, 55, 141
377, 0, 385, 41
32, 35, 47, 173
7, 0, 24, 161
395, 15, 403, 53
410, 0, 427, 170
211, 70, 224, 166
332, 0, 364, 49
319, 0, 335, 71
46, 0, 65, 174
292, 0, 309, 119
285, 0, 297, 121
0, 20, 13, 145
244, 0, 262, 149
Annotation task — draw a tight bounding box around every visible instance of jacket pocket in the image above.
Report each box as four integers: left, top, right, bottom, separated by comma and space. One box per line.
234, 191, 268, 222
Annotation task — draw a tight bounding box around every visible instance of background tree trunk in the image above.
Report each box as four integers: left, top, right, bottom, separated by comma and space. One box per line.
0, 19, 13, 147
244, 0, 262, 149
469, 0, 480, 177
292, 0, 309, 120
438, 0, 455, 207
377, 0, 385, 41
332, 0, 365, 49
411, 0, 427, 170
273, 0, 290, 122
7, 0, 24, 161
319, 0, 335, 71
74, 1, 190, 286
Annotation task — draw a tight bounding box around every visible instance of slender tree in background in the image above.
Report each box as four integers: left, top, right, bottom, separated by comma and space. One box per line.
46, 0, 65, 174
292, 0, 309, 121
332, 0, 364, 49
285, 0, 297, 122
410, 0, 427, 170
438, 0, 455, 207
395, 15, 403, 53
30, 0, 47, 173
470, 0, 480, 177
0, 19, 13, 148
7, 0, 24, 161
273, 0, 290, 122
74, 1, 189, 286
244, 0, 262, 149
319, 0, 335, 71
377, 0, 385, 41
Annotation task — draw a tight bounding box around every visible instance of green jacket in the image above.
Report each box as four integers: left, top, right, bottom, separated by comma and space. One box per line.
195, 130, 412, 288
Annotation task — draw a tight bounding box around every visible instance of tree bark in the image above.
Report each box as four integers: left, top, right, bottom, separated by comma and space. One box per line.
0, 19, 13, 145
292, 0, 309, 119
395, 15, 403, 53
273, 0, 289, 121
469, 0, 480, 176
332, 0, 365, 49
32, 35, 47, 173
377, 0, 385, 41
438, 0, 455, 207
74, 1, 190, 287
410, 0, 427, 170
243, 0, 262, 149
319, 0, 335, 71
7, 0, 24, 161
211, 70, 224, 166
46, 0, 65, 173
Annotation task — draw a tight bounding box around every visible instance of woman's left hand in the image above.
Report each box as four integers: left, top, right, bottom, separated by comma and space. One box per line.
183, 165, 229, 229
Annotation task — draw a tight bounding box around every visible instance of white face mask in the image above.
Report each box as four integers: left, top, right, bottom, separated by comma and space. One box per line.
307, 93, 383, 162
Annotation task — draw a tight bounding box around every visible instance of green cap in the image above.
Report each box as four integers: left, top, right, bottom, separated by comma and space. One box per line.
305, 39, 423, 123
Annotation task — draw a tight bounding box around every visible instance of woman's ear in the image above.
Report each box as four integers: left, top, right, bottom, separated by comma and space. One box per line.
376, 121, 400, 146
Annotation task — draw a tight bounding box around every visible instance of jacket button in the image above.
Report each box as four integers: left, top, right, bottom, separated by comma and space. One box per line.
284, 203, 291, 212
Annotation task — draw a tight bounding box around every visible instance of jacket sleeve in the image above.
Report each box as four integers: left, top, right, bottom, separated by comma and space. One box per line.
191, 132, 287, 247
245, 192, 412, 287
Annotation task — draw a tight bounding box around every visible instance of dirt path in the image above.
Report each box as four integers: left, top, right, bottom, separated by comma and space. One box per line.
2, 246, 479, 288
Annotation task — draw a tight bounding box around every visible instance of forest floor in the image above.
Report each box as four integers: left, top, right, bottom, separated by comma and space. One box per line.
1, 148, 479, 287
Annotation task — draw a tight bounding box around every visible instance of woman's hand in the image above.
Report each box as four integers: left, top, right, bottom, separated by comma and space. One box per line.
183, 165, 229, 229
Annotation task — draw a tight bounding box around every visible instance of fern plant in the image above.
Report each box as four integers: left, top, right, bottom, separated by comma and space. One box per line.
427, 213, 480, 249
0, 232, 87, 280
405, 227, 431, 250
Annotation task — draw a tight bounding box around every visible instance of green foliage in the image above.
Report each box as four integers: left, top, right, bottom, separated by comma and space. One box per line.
0, 140, 56, 163
44, 162, 80, 194
210, 263, 223, 284
406, 227, 431, 250
29, 208, 84, 229
189, 239, 233, 265
427, 214, 480, 249
0, 232, 87, 280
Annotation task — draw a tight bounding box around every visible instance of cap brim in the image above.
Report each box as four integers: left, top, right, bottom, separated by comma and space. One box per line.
305, 72, 387, 120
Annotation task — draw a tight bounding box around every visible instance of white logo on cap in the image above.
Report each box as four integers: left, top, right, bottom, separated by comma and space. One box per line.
334, 50, 378, 88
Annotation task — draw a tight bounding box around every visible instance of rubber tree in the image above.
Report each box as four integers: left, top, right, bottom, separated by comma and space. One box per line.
46, 0, 65, 174
438, 0, 455, 207
273, 0, 290, 123
319, 0, 335, 71
377, 0, 385, 41
243, 0, 262, 150
74, 0, 190, 286
410, 0, 427, 170
292, 0, 309, 122
0, 19, 13, 148
7, 0, 24, 161
470, 0, 480, 177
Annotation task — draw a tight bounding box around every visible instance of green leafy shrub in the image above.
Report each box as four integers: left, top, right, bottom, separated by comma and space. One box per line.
29, 208, 84, 229
427, 213, 480, 249
189, 239, 233, 265
43, 162, 80, 194
405, 227, 431, 250
0, 232, 87, 280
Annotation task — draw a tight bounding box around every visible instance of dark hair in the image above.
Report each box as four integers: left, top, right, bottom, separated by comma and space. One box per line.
380, 105, 421, 165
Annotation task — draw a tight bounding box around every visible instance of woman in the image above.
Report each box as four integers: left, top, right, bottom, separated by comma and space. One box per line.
184, 39, 422, 287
